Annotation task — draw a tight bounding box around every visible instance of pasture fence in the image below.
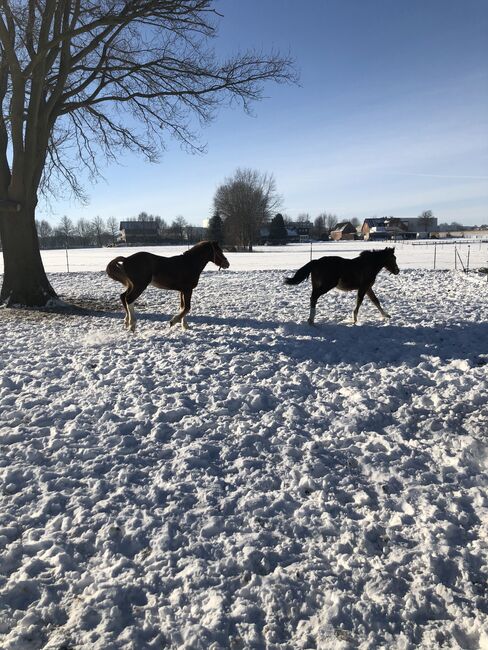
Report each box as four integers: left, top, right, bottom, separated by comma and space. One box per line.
0, 240, 487, 275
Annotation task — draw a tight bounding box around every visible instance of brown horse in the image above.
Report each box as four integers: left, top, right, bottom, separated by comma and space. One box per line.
285, 247, 399, 325
106, 241, 229, 331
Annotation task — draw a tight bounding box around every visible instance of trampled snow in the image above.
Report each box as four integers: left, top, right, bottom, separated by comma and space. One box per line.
0, 242, 487, 649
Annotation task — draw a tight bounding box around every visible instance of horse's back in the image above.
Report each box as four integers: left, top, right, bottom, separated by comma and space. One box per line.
119, 246, 211, 292
314, 255, 362, 290
315, 255, 349, 276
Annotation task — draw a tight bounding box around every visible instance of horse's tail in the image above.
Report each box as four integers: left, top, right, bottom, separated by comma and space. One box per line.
284, 261, 315, 285
106, 256, 129, 285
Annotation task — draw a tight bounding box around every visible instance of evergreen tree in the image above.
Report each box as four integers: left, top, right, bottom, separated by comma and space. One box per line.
207, 212, 224, 244
268, 213, 287, 243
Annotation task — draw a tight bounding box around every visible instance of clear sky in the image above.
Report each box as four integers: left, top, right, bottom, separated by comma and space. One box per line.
43, 0, 488, 227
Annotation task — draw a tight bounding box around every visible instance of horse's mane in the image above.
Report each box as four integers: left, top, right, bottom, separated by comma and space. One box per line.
183, 240, 212, 256
359, 247, 394, 258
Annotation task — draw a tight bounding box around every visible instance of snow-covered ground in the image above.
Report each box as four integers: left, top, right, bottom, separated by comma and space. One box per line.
1, 243, 487, 649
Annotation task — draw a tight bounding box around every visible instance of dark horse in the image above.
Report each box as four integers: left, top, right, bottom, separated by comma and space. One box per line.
106, 241, 229, 331
285, 247, 399, 325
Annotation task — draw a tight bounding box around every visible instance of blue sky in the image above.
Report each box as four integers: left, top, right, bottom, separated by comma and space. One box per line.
45, 0, 488, 226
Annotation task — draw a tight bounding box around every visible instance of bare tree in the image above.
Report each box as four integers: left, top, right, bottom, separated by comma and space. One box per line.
170, 215, 188, 241
0, 1, 296, 305
36, 219, 53, 248
59, 215, 74, 247
91, 215, 105, 248
106, 216, 119, 245
417, 210, 436, 233
76, 218, 92, 247
214, 168, 281, 250
317, 212, 338, 233
154, 216, 168, 236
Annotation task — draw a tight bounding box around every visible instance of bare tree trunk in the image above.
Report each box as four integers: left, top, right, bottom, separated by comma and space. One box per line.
0, 204, 56, 306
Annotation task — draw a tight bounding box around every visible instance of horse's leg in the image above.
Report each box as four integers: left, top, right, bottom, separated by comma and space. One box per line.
120, 291, 130, 328
308, 272, 336, 325
308, 288, 321, 325
124, 284, 147, 332
352, 288, 367, 324
367, 288, 390, 320
181, 290, 192, 329
170, 290, 192, 328
170, 292, 184, 327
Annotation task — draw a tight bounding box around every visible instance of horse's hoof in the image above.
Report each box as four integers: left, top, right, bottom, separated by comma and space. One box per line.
383, 313, 391, 320
307, 320, 315, 326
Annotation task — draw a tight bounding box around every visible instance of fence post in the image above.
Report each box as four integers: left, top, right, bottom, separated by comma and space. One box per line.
455, 247, 466, 273
65, 247, 70, 273
433, 242, 437, 270
466, 245, 470, 274
454, 245, 457, 270
310, 240, 313, 261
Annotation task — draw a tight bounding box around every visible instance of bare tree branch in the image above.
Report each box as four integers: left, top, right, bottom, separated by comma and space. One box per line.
0, 0, 297, 204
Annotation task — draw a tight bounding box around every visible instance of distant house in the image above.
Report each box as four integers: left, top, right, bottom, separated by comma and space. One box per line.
400, 216, 438, 235
185, 225, 206, 243
430, 227, 488, 240
119, 220, 161, 244
286, 220, 313, 242
361, 216, 439, 240
330, 222, 357, 241
361, 217, 409, 241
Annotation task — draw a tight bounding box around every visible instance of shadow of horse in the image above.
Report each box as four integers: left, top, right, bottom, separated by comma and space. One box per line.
78, 304, 488, 367
191, 317, 488, 366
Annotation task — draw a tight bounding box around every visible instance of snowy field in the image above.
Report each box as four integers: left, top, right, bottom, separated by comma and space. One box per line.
0, 239, 486, 274
1, 242, 488, 649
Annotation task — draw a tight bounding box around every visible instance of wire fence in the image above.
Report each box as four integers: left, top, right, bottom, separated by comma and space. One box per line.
0, 239, 487, 274
399, 239, 488, 274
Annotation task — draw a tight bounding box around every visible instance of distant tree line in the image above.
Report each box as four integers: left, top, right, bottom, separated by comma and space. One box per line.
31, 179, 447, 254
34, 215, 119, 249
32, 212, 204, 249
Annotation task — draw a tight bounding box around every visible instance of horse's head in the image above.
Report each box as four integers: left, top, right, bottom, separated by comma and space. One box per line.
210, 241, 230, 269
383, 247, 400, 275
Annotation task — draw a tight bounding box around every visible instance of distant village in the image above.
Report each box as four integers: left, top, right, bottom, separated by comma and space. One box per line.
30, 212, 488, 250
116, 214, 488, 246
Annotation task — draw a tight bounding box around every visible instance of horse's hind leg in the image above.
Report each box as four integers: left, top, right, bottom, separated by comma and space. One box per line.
353, 288, 367, 324
120, 291, 130, 328
308, 274, 336, 325
170, 290, 192, 329
181, 291, 192, 329
367, 288, 390, 320
308, 288, 321, 325
124, 284, 147, 332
